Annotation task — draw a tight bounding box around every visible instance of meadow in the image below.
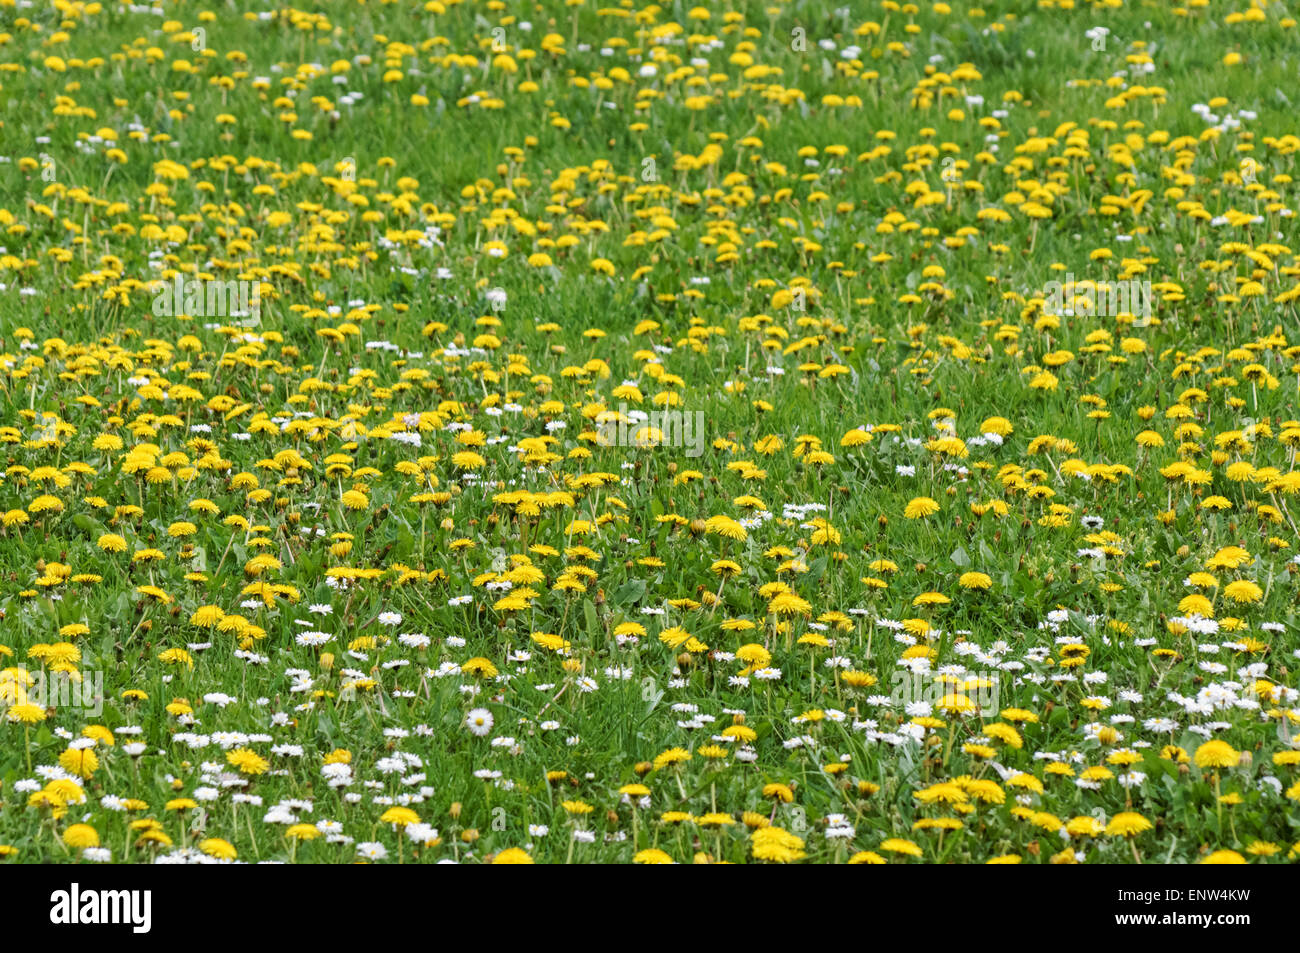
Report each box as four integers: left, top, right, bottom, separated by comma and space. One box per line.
0, 0, 1298, 864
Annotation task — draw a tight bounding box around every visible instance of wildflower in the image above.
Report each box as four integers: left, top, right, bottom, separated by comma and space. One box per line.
1105, 813, 1153, 837
1193, 740, 1240, 769
904, 497, 940, 519
466, 708, 494, 737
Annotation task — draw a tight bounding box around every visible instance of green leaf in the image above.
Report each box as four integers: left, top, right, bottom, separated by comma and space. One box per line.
610, 578, 646, 605
71, 514, 103, 536
316, 714, 335, 749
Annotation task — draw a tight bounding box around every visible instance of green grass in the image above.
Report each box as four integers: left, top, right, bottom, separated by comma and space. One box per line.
0, 0, 1297, 864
